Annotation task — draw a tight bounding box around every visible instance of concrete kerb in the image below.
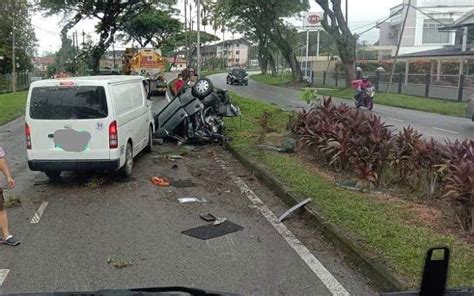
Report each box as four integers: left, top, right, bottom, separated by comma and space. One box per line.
224, 142, 409, 293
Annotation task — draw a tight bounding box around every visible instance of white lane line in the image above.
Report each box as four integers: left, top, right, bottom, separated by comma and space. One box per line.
30, 202, 49, 224
432, 127, 460, 135
388, 117, 404, 122
0, 269, 10, 286
216, 158, 350, 296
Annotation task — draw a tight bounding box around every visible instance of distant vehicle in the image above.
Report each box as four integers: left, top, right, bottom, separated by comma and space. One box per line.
226, 68, 249, 86
123, 48, 166, 95
25, 76, 155, 179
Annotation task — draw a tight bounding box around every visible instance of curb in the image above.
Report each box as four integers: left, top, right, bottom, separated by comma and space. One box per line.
224, 143, 408, 292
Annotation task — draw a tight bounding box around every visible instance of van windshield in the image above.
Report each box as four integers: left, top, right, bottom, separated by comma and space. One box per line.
30, 86, 108, 120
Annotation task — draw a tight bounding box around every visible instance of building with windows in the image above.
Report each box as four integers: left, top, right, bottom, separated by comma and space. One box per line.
215, 38, 250, 67
375, 0, 474, 59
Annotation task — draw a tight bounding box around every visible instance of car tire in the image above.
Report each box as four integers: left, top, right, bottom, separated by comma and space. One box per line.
226, 78, 230, 84
44, 171, 61, 179
120, 142, 133, 177
144, 126, 153, 153
192, 78, 213, 98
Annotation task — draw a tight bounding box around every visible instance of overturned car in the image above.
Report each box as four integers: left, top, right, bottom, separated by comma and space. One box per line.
154, 78, 240, 143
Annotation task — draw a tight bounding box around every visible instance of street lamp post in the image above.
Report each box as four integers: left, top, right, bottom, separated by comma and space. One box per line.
197, 0, 201, 76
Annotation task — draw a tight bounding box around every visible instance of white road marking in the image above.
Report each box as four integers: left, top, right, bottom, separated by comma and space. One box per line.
432, 127, 460, 135
0, 269, 10, 286
30, 202, 49, 224
388, 117, 404, 122
216, 158, 350, 296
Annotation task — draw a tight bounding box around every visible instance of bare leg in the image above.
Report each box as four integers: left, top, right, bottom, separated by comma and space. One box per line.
0, 209, 10, 239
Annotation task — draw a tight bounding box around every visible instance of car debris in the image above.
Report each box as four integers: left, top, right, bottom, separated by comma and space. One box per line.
213, 217, 227, 226
150, 177, 170, 187
178, 197, 208, 204
199, 213, 217, 222
181, 220, 244, 240
277, 198, 312, 222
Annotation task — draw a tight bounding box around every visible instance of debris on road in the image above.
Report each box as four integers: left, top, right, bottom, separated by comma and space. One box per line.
151, 176, 170, 187
199, 213, 217, 222
178, 197, 208, 204
107, 256, 131, 269
170, 179, 196, 188
152, 154, 183, 160
171, 164, 178, 170
181, 220, 244, 240
278, 198, 312, 223
4, 195, 21, 209
33, 180, 51, 186
213, 217, 227, 226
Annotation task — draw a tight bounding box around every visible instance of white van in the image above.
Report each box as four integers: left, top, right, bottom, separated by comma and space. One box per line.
25, 76, 155, 178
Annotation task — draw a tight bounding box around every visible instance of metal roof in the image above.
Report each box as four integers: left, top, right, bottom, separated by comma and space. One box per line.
397, 46, 474, 59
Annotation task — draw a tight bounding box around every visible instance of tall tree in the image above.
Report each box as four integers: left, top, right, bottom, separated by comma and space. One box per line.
315, 0, 357, 86
0, 0, 37, 74
119, 9, 182, 48
38, 0, 175, 74
214, 0, 308, 80
161, 30, 219, 56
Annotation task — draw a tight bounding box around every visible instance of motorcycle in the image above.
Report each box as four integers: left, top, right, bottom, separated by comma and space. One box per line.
155, 78, 240, 143
354, 85, 375, 110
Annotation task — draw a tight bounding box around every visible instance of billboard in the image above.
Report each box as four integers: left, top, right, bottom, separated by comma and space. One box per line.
304, 12, 323, 28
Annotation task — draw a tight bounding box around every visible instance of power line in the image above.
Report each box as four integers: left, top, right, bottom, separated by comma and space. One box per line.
355, 5, 406, 36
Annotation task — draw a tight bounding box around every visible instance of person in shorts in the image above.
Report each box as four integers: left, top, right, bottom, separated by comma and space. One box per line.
0, 146, 20, 246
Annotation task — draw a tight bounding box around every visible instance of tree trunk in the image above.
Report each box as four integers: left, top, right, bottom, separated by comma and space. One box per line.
283, 50, 302, 81
343, 60, 355, 87
258, 54, 268, 74
268, 54, 277, 76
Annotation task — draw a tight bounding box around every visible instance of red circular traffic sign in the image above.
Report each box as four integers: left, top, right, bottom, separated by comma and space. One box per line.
307, 14, 321, 24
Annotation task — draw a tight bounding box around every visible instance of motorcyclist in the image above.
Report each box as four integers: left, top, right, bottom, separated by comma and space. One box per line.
355, 75, 372, 105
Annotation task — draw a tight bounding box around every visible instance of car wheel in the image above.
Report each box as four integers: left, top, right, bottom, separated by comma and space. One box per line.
226, 78, 230, 84
192, 78, 213, 98
120, 142, 133, 177
44, 171, 61, 179
144, 126, 153, 153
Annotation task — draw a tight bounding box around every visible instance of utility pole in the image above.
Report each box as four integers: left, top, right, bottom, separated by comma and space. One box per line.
12, 17, 16, 93
189, 3, 192, 65
197, 0, 201, 75
305, 28, 309, 79
112, 39, 116, 70
387, 0, 411, 93
82, 30, 85, 47
184, 0, 188, 65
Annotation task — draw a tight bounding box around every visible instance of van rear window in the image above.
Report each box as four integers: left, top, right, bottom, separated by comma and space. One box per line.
30, 86, 108, 120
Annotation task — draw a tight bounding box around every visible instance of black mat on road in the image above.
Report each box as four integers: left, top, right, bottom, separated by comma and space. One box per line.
181, 221, 244, 240
170, 179, 196, 188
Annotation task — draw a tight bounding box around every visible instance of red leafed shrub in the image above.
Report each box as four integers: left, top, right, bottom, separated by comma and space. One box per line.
291, 97, 474, 233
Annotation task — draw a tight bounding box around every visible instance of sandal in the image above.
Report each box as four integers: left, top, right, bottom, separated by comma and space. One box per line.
3, 235, 20, 246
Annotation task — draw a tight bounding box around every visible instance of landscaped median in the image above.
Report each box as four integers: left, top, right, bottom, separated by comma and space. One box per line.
224, 92, 474, 291
0, 91, 27, 125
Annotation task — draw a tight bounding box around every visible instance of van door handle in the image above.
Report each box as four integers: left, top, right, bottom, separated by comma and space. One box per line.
48, 134, 54, 138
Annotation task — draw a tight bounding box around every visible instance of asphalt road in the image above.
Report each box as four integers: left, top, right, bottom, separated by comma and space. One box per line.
0, 94, 375, 295
207, 72, 474, 141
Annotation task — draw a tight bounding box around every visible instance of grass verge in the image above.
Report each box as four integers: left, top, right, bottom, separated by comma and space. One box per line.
225, 91, 474, 288
250, 73, 293, 86
318, 88, 467, 118
0, 91, 27, 126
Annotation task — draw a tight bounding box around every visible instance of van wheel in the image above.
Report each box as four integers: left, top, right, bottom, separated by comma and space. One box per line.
145, 127, 153, 153
45, 171, 61, 179
120, 143, 133, 177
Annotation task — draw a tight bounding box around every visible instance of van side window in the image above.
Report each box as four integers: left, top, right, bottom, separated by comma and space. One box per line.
30, 86, 108, 120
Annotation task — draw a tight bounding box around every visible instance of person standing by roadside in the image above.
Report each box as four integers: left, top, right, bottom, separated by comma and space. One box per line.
0, 146, 20, 246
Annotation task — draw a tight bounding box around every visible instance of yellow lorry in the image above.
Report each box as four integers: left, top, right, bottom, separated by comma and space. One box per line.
123, 48, 167, 94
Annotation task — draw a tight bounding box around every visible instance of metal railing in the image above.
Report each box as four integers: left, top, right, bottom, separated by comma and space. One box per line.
313, 70, 473, 101
0, 72, 31, 94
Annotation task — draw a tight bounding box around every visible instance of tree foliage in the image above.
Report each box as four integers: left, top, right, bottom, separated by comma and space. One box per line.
161, 30, 219, 56
38, 0, 175, 73
119, 8, 182, 48
0, 0, 37, 74
214, 0, 308, 80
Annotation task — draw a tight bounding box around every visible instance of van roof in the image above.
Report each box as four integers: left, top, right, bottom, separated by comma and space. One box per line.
30, 75, 144, 87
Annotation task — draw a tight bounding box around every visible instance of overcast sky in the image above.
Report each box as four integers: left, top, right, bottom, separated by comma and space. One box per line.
32, 0, 401, 56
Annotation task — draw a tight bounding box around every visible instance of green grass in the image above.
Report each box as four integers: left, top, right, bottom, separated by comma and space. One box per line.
226, 92, 474, 288
318, 88, 467, 117
0, 91, 27, 125
250, 73, 293, 86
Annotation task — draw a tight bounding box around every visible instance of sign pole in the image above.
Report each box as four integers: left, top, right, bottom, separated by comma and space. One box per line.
316, 29, 320, 59
305, 29, 309, 79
